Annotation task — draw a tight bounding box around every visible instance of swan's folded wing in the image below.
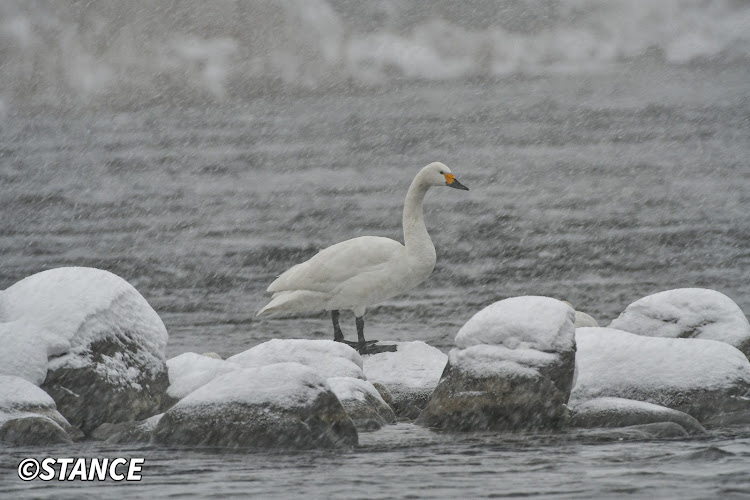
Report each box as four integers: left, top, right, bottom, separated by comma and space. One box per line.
267, 236, 404, 294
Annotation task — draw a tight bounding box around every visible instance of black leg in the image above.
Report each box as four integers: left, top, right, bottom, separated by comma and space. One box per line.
332, 310, 344, 342
356, 316, 366, 353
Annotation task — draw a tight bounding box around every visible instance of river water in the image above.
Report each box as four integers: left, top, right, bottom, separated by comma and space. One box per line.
1, 1, 750, 497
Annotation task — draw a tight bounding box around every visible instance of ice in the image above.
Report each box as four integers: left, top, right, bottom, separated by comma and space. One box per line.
227, 339, 364, 380
166, 353, 240, 399
609, 288, 750, 349
455, 296, 575, 352
177, 362, 330, 410
363, 341, 447, 392
572, 327, 750, 398
0, 267, 168, 386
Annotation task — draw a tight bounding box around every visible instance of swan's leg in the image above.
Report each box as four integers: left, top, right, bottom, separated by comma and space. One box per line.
356, 316, 366, 352
332, 310, 344, 342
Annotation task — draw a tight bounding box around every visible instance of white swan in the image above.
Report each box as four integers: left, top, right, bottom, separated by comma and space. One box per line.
257, 162, 468, 353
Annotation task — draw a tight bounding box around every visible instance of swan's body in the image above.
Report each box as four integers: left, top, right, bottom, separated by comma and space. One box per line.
257, 162, 468, 352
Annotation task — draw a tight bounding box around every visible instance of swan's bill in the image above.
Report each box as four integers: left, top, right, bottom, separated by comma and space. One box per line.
445, 173, 469, 191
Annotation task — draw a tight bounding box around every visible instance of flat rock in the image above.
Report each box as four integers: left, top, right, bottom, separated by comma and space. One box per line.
0, 416, 73, 446
152, 363, 357, 449
575, 422, 690, 441
570, 397, 706, 435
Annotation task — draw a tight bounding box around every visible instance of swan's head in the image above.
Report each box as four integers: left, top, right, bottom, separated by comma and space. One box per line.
420, 162, 469, 191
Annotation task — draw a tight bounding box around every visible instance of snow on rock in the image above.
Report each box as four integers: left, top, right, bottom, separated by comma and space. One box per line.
152, 362, 357, 449
609, 288, 750, 357
570, 397, 706, 435
166, 352, 240, 400
572, 327, 750, 422
363, 341, 447, 419
418, 296, 576, 431
228, 339, 364, 380
327, 377, 395, 431
0, 267, 171, 434
455, 296, 575, 351
0, 375, 81, 444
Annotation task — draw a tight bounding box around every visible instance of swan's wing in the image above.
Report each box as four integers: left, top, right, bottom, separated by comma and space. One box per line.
267, 236, 404, 294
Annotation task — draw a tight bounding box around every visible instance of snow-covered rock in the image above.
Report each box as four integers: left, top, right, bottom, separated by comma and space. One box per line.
609, 288, 750, 357
572, 327, 750, 422
418, 297, 576, 431
570, 397, 706, 435
328, 377, 395, 431
574, 311, 599, 328
0, 267, 171, 434
152, 363, 357, 449
363, 341, 447, 419
0, 375, 81, 444
166, 352, 240, 400
228, 339, 364, 379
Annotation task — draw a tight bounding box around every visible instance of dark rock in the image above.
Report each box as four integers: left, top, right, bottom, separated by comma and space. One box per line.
576, 422, 690, 441
151, 363, 358, 449
0, 416, 72, 445
570, 397, 706, 435
328, 377, 396, 432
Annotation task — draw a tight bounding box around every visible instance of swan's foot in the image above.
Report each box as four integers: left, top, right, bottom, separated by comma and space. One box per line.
357, 342, 398, 355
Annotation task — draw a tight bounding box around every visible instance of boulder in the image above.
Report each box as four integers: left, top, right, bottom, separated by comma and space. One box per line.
0, 375, 82, 443
609, 288, 750, 357
0, 416, 72, 446
327, 377, 395, 431
572, 327, 750, 422
92, 413, 164, 444
0, 267, 171, 435
152, 363, 357, 449
570, 397, 706, 435
363, 341, 447, 419
417, 296, 576, 431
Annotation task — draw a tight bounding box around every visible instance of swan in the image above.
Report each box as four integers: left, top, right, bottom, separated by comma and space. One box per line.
257, 162, 468, 353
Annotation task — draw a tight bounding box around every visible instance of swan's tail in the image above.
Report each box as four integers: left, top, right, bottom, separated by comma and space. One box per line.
256, 290, 329, 317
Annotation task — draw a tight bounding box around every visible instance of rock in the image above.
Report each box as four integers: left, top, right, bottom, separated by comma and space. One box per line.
570, 397, 706, 435
0, 267, 171, 435
91, 413, 164, 444
418, 296, 576, 431
152, 363, 357, 449
201, 352, 222, 360
574, 311, 599, 328
572, 327, 750, 422
609, 288, 750, 357
0, 416, 73, 445
703, 409, 750, 428
228, 339, 364, 379
0, 375, 82, 442
576, 422, 690, 441
166, 352, 240, 400
327, 377, 395, 431
363, 341, 447, 419
372, 382, 394, 408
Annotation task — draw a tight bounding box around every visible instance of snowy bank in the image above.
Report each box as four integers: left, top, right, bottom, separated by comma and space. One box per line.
418, 297, 576, 431
0, 267, 171, 435
572, 327, 750, 422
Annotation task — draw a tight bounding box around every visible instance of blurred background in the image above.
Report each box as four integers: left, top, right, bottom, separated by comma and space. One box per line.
1, 0, 749, 356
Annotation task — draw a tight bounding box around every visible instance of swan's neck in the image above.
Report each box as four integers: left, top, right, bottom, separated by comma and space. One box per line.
403, 176, 436, 262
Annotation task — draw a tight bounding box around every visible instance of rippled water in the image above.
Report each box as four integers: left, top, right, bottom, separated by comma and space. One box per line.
1, 65, 750, 497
